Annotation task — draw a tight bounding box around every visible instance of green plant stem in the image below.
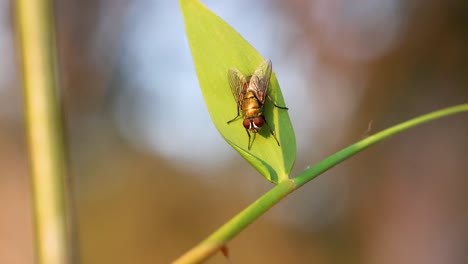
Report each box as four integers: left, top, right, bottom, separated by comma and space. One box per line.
294, 103, 468, 187
16, 1, 73, 264
173, 103, 468, 264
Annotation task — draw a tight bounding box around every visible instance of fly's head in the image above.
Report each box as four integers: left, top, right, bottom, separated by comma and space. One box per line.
243, 116, 265, 133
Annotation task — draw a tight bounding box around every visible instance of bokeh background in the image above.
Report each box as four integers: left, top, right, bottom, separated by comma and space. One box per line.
1, 0, 468, 263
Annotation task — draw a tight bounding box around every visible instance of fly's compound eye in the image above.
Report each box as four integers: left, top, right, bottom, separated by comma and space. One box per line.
243, 119, 251, 129
253, 117, 265, 128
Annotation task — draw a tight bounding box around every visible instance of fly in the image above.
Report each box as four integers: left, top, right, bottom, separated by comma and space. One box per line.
227, 59, 288, 150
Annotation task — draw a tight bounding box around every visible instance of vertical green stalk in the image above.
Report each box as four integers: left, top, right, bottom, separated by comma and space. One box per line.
15, 1, 73, 264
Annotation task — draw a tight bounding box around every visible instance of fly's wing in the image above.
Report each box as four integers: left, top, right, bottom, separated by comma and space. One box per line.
227, 68, 247, 109
249, 59, 272, 104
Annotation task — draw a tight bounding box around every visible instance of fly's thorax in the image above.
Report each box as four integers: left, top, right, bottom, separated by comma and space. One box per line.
241, 91, 263, 117
242, 107, 262, 119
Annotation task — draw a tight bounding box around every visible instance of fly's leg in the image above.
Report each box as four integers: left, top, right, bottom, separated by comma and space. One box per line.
245, 129, 252, 150
227, 108, 242, 124
227, 115, 241, 124
264, 118, 280, 146
273, 103, 288, 110
267, 94, 288, 110
247, 131, 257, 150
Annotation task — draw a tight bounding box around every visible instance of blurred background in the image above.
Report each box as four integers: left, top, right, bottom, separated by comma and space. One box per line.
1, 0, 468, 263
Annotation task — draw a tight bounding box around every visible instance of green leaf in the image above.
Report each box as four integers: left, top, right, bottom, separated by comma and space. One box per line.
179, 0, 296, 184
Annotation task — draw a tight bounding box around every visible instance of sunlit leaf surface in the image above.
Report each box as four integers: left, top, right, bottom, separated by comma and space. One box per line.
180, 0, 296, 183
